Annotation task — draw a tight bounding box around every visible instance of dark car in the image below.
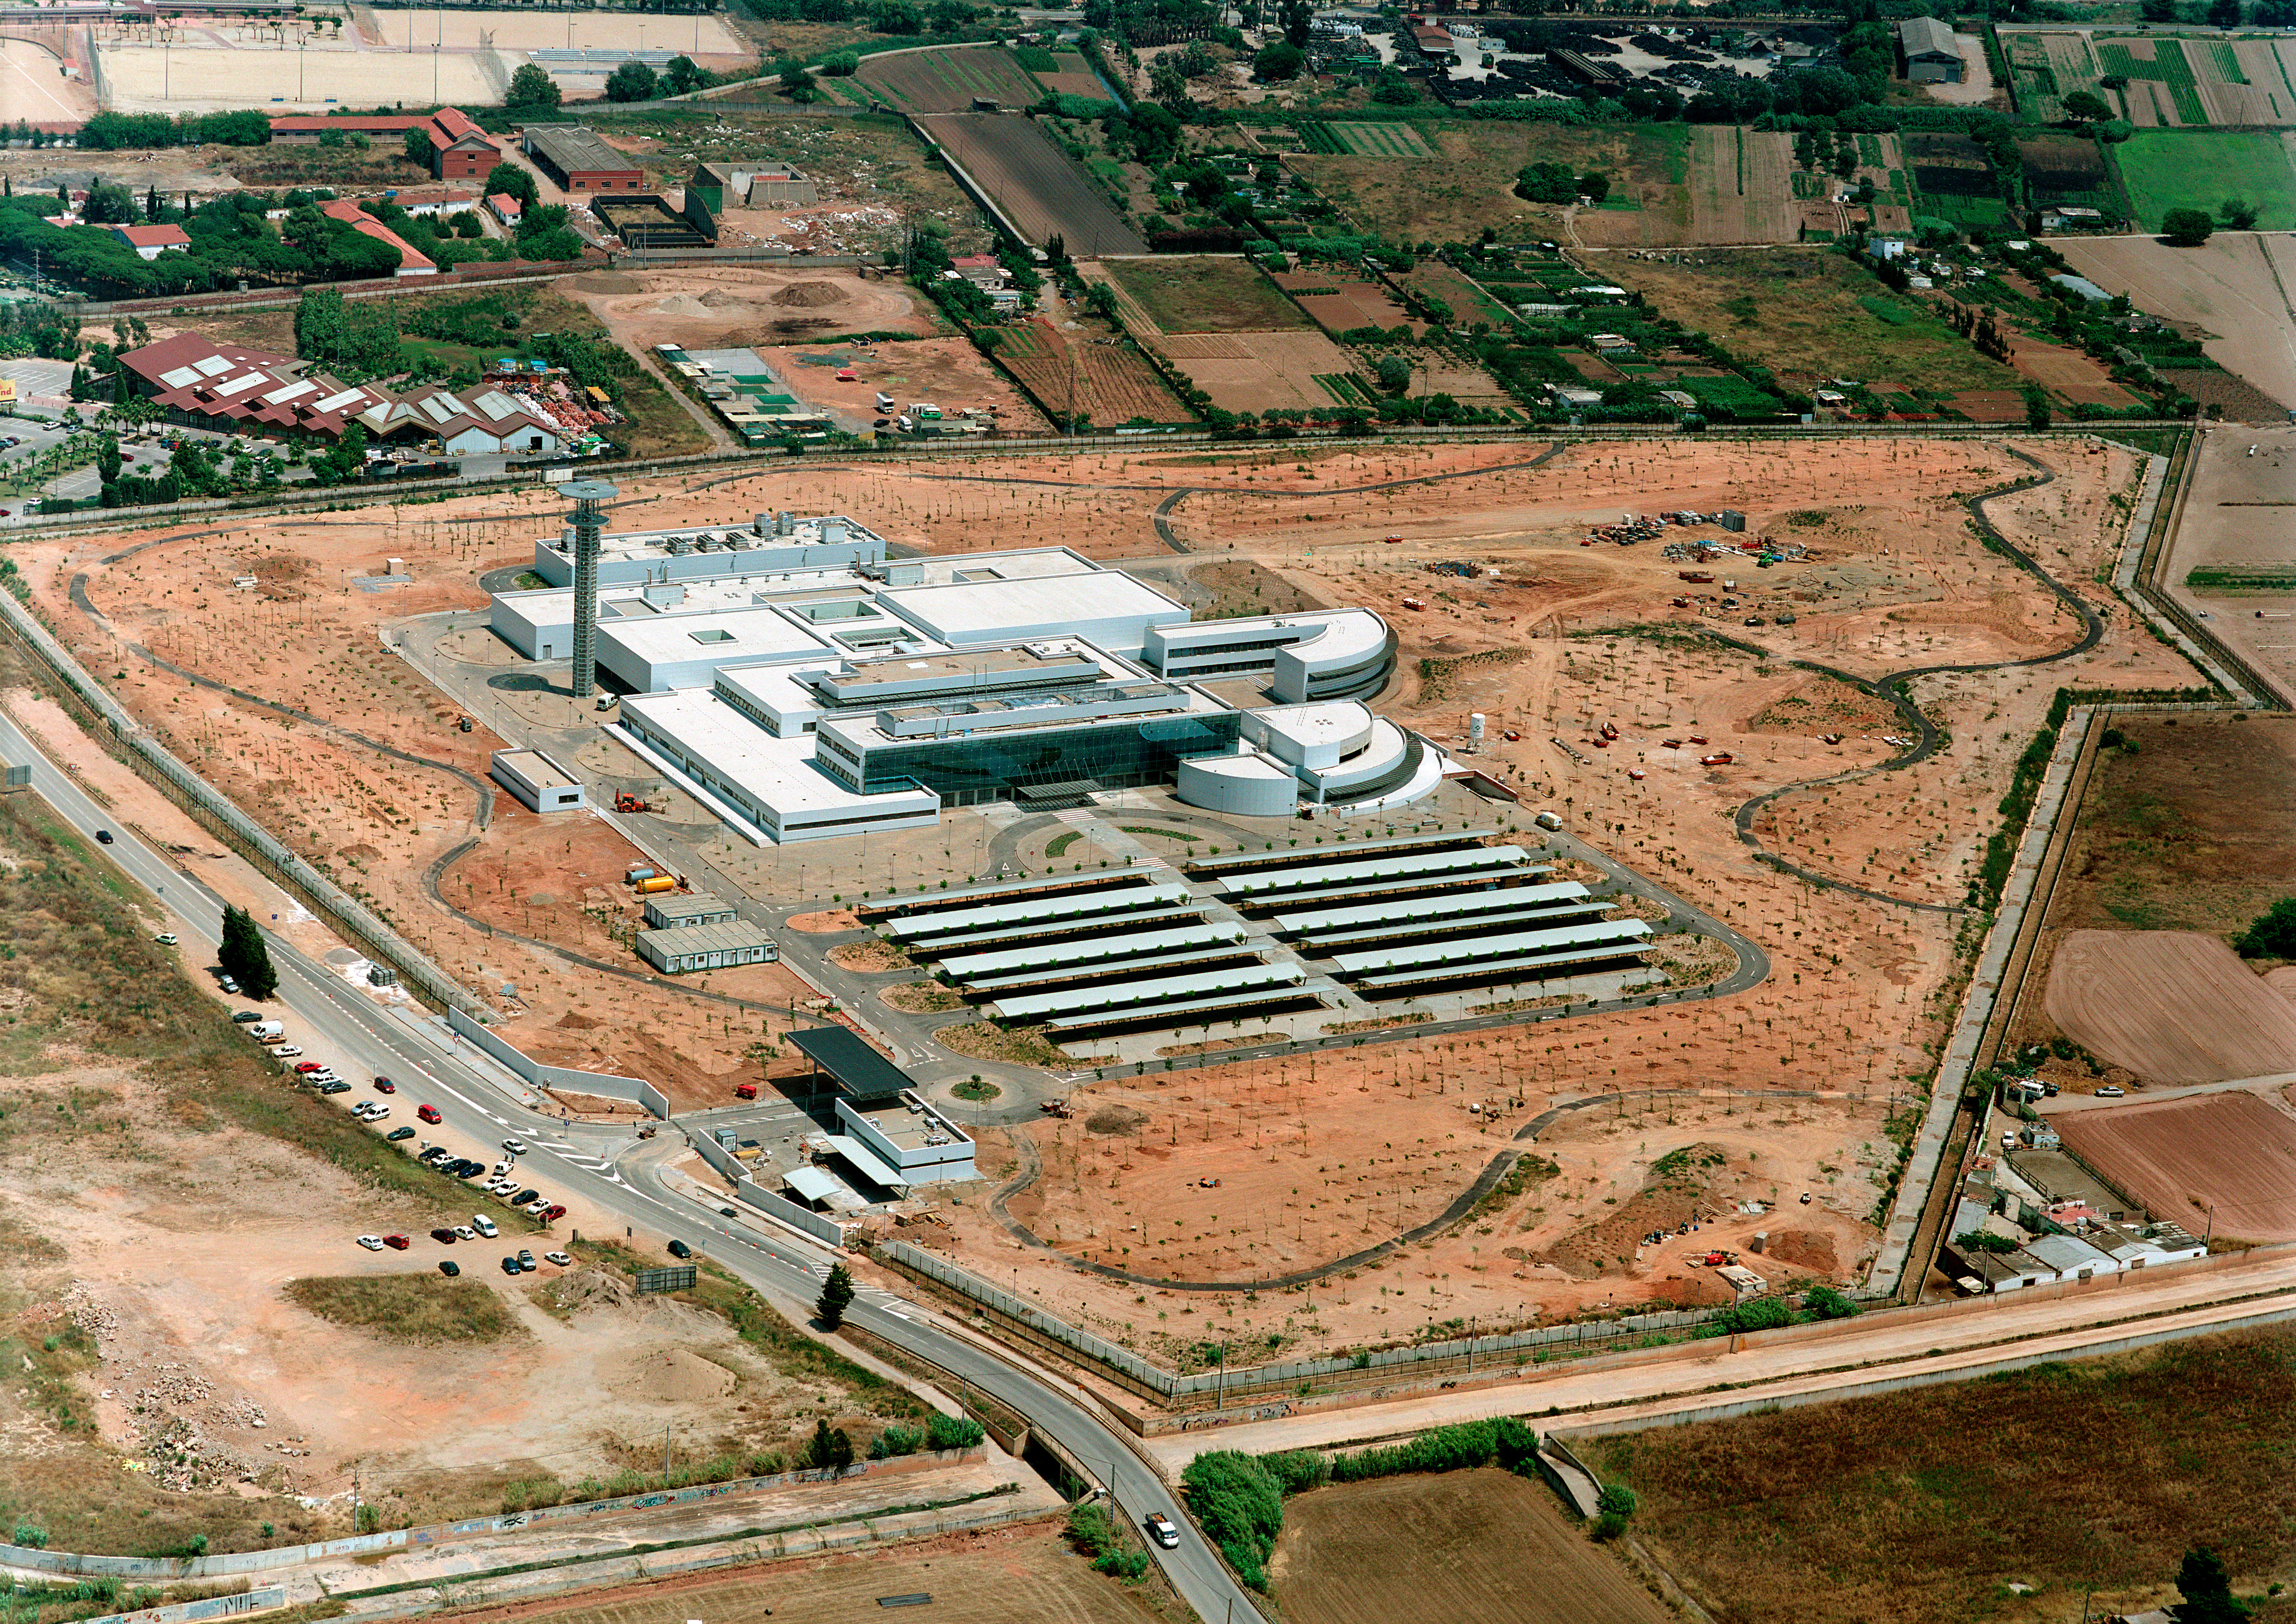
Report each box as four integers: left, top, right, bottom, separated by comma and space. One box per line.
94, 830, 112, 844
511, 1188, 540, 1207
417, 1104, 442, 1124
719, 1207, 738, 1218
667, 1239, 692, 1259
430, 1227, 457, 1243
232, 1011, 263, 1024
438, 1260, 460, 1278
386, 1126, 416, 1143
319, 1081, 353, 1095
499, 1255, 522, 1276
458, 1160, 487, 1178
373, 1078, 395, 1093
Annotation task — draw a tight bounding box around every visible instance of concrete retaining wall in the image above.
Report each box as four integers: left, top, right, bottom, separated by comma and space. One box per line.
448, 1006, 664, 1115
81, 1587, 286, 1624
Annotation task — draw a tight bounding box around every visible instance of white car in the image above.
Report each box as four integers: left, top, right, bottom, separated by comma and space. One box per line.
501, 1139, 528, 1156
366, 1106, 391, 1121
153, 932, 177, 946
473, 1216, 498, 1239
356, 1235, 385, 1251
1145, 1513, 1181, 1549
543, 1251, 571, 1267
523, 1199, 550, 1216
453, 1225, 478, 1242
270, 1045, 304, 1058
492, 1160, 513, 1178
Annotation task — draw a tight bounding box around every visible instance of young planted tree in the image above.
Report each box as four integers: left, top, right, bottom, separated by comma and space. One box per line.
219, 904, 279, 1000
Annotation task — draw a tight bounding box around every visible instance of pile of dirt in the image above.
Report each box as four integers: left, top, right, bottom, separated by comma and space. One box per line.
653, 293, 717, 318
1086, 1106, 1146, 1136
556, 1011, 603, 1031
699, 288, 749, 309
1761, 1228, 1837, 1273
772, 280, 846, 308
613, 1347, 736, 1402
541, 1268, 641, 1316
1529, 1141, 1737, 1279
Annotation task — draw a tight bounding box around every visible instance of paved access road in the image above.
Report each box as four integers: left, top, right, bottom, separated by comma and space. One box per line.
0, 708, 1259, 1624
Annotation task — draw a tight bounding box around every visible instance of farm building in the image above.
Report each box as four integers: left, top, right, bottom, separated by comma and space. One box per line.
485, 193, 523, 228
321, 198, 435, 276
268, 111, 429, 144
1548, 47, 1624, 87
380, 187, 479, 219
522, 125, 644, 193
108, 224, 188, 261
1897, 16, 1962, 82
417, 106, 500, 181
489, 750, 586, 812
690, 160, 818, 210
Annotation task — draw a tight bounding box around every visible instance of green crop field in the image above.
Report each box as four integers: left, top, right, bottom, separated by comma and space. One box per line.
2116, 129, 2296, 228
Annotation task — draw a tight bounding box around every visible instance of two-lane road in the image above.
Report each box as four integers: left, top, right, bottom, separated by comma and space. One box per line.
0, 708, 1259, 1624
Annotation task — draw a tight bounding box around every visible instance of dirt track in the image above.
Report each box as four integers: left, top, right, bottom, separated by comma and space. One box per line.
2043, 930, 2296, 1083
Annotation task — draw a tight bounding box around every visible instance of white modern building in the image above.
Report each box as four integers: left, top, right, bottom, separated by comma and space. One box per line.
482, 514, 1428, 844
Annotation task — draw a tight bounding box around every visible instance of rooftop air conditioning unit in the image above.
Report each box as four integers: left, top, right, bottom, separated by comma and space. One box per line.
664, 536, 692, 554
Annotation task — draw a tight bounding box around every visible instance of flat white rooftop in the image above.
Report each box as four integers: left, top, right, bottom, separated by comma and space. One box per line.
619, 688, 914, 816
1251, 700, 1373, 753
876, 572, 1189, 646
605, 605, 838, 672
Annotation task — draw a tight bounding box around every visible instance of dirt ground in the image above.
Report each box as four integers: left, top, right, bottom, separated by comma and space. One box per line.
2059, 235, 2296, 412
455, 1518, 1182, 1624
1269, 1468, 1670, 1624
557, 267, 937, 350
22, 431, 2201, 1370
2043, 930, 2296, 1084
2053, 1092, 2296, 1241
756, 337, 1052, 434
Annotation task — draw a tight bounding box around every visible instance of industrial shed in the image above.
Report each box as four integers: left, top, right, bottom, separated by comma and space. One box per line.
635, 919, 778, 974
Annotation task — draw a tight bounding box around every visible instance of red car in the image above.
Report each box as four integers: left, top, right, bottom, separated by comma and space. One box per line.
417, 1105, 442, 1124
541, 1204, 566, 1223
381, 1234, 411, 1251
373, 1077, 395, 1093
295, 1062, 324, 1074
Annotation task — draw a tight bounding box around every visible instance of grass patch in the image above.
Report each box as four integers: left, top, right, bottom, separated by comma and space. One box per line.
2186, 566, 2296, 591
1591, 1323, 2296, 1624
281, 1275, 525, 1344
952, 1077, 1001, 1101
1104, 256, 1309, 334
936, 1020, 1093, 1068
2116, 129, 2296, 230
882, 980, 968, 1014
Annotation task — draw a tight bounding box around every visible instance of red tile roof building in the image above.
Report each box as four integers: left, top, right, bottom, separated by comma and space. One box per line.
118, 332, 563, 456
108, 223, 191, 260
320, 197, 436, 276
268, 106, 499, 182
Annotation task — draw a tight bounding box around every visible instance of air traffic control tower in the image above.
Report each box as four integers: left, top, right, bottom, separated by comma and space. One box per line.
561, 479, 619, 700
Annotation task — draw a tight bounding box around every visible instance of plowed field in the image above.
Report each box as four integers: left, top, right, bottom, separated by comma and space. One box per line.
2052, 1090, 2296, 1240
2044, 930, 2296, 1083
993, 316, 1191, 425
914, 112, 1146, 255
1268, 1468, 1670, 1624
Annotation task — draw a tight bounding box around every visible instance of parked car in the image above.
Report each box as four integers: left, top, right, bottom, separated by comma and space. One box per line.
430, 1228, 458, 1243
218, 977, 240, 994
516, 1249, 537, 1273
511, 1188, 539, 1207
232, 1011, 262, 1024
666, 1239, 691, 1259
523, 1198, 550, 1217
452, 1225, 476, 1241
356, 1235, 385, 1251
2096, 1085, 2126, 1098
318, 1081, 351, 1095
295, 1062, 325, 1074
499, 1256, 521, 1277
367, 1106, 391, 1121
541, 1204, 566, 1223
373, 1078, 395, 1093
417, 1104, 442, 1124
386, 1126, 416, 1142
270, 1045, 303, 1058
1145, 1514, 1180, 1549
382, 1234, 410, 1251
473, 1216, 498, 1239
438, 1260, 461, 1278
543, 1251, 571, 1267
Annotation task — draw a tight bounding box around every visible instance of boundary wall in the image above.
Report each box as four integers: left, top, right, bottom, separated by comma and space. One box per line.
0, 1451, 985, 1579
79, 1588, 286, 1624
689, 1128, 849, 1246
447, 1005, 666, 1115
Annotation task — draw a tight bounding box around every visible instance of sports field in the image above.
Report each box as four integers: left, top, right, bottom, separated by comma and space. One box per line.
95, 37, 503, 112
368, 7, 750, 56
2114, 129, 2296, 230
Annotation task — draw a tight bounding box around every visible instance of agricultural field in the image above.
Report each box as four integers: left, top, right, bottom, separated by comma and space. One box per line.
2053, 1091, 2296, 1239
1158, 329, 1372, 413
1104, 255, 1310, 333
2114, 129, 2296, 229
1683, 126, 1908, 244
1401, 259, 1518, 328
2042, 930, 2296, 1082
1268, 1469, 1668, 1624
915, 112, 1147, 255
1604, 248, 2023, 398
1288, 121, 1692, 248
857, 44, 1049, 112
1295, 120, 1437, 157
991, 315, 1194, 426
1904, 131, 2017, 235
2059, 234, 2296, 411
2004, 27, 2296, 125
2017, 132, 2122, 217
471, 1521, 1177, 1624
1269, 265, 1419, 335
1592, 1324, 2296, 1624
